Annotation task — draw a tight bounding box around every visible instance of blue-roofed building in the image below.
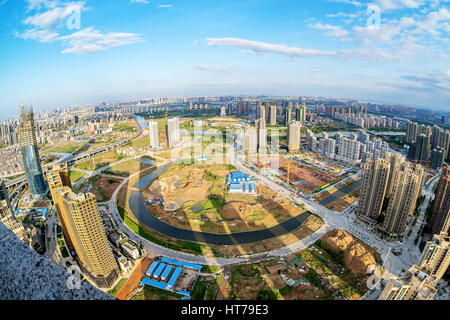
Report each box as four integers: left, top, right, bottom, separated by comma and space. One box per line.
226, 171, 256, 194
168, 266, 183, 288
146, 261, 160, 277
161, 265, 173, 281
140, 257, 202, 298
153, 263, 166, 279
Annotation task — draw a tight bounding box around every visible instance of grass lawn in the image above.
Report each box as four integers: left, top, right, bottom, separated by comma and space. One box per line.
69, 170, 85, 183
74, 151, 123, 171
118, 206, 206, 255
191, 276, 220, 300
107, 278, 127, 296
133, 285, 183, 300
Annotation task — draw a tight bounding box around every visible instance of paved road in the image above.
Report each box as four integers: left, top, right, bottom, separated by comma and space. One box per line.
319, 179, 362, 206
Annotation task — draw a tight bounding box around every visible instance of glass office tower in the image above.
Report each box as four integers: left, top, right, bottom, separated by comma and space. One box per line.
19, 105, 47, 199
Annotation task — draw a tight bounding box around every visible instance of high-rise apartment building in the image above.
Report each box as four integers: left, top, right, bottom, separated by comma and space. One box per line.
357, 157, 391, 224
0, 180, 26, 241
379, 265, 438, 300
406, 120, 418, 144
19, 105, 47, 199
295, 103, 306, 123
385, 152, 406, 197
243, 126, 257, 156
258, 103, 266, 121
53, 187, 119, 287
148, 121, 159, 149
414, 134, 431, 162
46, 164, 73, 248
0, 178, 11, 209
287, 121, 302, 152
255, 118, 267, 151
430, 166, 450, 236
382, 162, 424, 235
227, 104, 233, 116
167, 117, 180, 147
237, 102, 245, 116
380, 233, 450, 300
269, 105, 277, 125
417, 233, 450, 283
285, 106, 292, 125
430, 148, 445, 169
318, 138, 336, 159
335, 137, 362, 165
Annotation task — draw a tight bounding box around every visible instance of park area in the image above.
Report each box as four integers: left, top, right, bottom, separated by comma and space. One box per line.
141, 162, 309, 234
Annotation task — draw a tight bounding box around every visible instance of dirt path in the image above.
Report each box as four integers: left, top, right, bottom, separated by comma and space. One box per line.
116, 254, 155, 300
216, 266, 231, 300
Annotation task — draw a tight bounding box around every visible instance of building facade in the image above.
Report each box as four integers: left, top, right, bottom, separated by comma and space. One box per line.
382, 162, 424, 235
167, 117, 180, 147
18, 105, 47, 199
356, 157, 390, 224
148, 121, 159, 149
430, 166, 450, 236
53, 187, 119, 288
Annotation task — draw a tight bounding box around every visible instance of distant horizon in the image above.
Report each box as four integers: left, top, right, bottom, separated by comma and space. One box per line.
1, 91, 447, 121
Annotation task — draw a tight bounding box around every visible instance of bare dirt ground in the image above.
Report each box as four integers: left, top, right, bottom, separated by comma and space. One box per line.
273, 157, 340, 194
116, 254, 155, 300
325, 189, 360, 212
141, 163, 307, 234
76, 176, 122, 202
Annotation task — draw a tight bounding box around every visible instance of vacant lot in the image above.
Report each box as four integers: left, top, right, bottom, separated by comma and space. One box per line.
142, 162, 307, 234
74, 151, 124, 171
227, 241, 368, 300
103, 158, 154, 177
75, 175, 122, 202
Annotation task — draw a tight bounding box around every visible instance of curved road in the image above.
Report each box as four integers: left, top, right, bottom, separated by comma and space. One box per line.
128, 188, 311, 245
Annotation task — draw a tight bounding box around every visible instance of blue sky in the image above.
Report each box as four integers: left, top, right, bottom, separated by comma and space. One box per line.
0, 0, 449, 118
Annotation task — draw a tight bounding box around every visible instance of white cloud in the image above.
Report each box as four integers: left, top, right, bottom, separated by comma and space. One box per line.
158, 4, 174, 8
23, 1, 85, 29
14, 28, 59, 43
58, 27, 144, 54
205, 37, 337, 59
326, 12, 359, 18
130, 0, 149, 4
308, 22, 351, 41
374, 0, 425, 11
25, 0, 60, 11
326, 0, 363, 7
196, 65, 232, 73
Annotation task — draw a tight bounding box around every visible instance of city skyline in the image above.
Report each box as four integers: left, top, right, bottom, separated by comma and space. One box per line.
0, 0, 449, 119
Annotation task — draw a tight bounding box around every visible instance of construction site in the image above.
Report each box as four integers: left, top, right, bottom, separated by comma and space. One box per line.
141, 162, 309, 234
254, 148, 353, 196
